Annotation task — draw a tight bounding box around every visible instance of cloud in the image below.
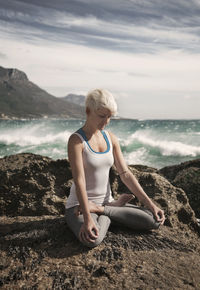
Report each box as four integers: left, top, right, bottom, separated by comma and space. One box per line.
0, 52, 7, 59
184, 95, 193, 100
2, 35, 199, 95
0, 0, 200, 118
183, 94, 200, 100
0, 0, 200, 53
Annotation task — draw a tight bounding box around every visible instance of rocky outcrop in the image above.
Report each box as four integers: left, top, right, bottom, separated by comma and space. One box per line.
0, 153, 72, 216
110, 165, 199, 233
0, 153, 200, 289
0, 153, 199, 232
0, 67, 28, 82
159, 159, 200, 217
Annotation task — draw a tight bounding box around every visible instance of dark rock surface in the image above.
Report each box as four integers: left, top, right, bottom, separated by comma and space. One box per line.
110, 165, 199, 232
160, 159, 200, 217
0, 153, 72, 216
0, 153, 200, 289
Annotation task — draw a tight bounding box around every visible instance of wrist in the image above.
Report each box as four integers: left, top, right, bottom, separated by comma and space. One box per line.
96, 205, 105, 214
143, 198, 154, 210
83, 212, 92, 222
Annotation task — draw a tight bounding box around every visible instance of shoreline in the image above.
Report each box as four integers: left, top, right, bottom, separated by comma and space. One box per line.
1, 115, 200, 121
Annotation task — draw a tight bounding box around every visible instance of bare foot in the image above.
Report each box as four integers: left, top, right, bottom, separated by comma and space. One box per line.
106, 193, 134, 207
74, 201, 104, 216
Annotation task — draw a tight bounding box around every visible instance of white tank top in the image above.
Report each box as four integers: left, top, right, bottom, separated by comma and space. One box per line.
65, 128, 114, 209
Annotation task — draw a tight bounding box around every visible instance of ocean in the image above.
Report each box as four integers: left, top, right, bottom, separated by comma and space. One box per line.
0, 118, 200, 169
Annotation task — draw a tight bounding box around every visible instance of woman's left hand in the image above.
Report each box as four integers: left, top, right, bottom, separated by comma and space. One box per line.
150, 204, 165, 225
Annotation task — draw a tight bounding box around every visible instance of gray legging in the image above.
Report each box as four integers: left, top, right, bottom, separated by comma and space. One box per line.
65, 204, 160, 248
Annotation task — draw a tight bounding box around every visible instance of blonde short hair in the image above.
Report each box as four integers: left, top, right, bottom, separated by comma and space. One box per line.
85, 89, 117, 116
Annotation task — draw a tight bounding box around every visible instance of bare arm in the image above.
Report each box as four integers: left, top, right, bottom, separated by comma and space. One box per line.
68, 134, 99, 242
109, 131, 165, 224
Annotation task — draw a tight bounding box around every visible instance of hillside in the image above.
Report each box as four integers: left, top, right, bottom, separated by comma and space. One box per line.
0, 66, 85, 119
61, 93, 85, 107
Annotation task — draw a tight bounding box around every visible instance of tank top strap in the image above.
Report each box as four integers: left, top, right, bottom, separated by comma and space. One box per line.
103, 130, 112, 150
74, 128, 112, 152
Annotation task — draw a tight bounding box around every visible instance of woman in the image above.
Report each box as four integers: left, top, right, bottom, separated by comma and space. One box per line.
66, 89, 165, 247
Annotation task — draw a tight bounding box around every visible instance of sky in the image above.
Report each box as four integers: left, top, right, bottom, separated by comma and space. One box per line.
0, 0, 200, 119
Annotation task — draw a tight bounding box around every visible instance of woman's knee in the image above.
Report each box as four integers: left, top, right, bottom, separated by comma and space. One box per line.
134, 209, 161, 230
145, 212, 161, 230
150, 219, 161, 230
80, 216, 110, 248
82, 235, 104, 248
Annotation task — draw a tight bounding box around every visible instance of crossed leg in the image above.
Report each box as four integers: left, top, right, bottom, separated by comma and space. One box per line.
65, 206, 111, 248
104, 203, 160, 231
66, 197, 160, 248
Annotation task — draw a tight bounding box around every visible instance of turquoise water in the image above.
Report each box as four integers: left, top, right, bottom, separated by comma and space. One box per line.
0, 119, 200, 169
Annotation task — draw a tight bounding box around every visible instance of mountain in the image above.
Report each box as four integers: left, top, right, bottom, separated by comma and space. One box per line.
61, 93, 85, 107
0, 66, 85, 119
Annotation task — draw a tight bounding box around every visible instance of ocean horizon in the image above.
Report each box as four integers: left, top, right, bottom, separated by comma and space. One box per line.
0, 118, 200, 169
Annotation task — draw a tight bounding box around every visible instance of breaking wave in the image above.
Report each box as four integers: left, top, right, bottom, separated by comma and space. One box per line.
122, 130, 200, 157
1, 119, 200, 167
0, 123, 71, 146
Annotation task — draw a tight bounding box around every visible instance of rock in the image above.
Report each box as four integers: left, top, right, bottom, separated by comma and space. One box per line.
110, 165, 198, 233
0, 216, 200, 289
0, 154, 200, 289
159, 159, 200, 218
0, 67, 28, 82
0, 153, 72, 216
159, 159, 200, 180
0, 153, 199, 232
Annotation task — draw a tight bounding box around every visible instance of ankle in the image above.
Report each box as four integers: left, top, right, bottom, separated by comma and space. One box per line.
98, 206, 105, 214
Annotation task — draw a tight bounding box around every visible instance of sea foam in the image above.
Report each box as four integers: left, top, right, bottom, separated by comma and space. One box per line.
123, 130, 200, 157
0, 124, 71, 146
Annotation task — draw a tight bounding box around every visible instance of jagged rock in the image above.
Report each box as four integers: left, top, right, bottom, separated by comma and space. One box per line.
159, 159, 200, 217
110, 165, 198, 232
0, 67, 28, 82
0, 215, 199, 289
159, 159, 200, 180
0, 153, 199, 233
0, 153, 72, 216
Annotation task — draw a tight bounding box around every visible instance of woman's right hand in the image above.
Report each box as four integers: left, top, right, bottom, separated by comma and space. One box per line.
79, 216, 99, 244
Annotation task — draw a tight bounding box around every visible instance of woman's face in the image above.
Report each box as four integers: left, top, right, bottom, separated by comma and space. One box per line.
88, 107, 112, 130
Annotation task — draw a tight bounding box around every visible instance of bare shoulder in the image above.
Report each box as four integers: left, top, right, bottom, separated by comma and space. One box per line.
68, 133, 83, 149
68, 133, 84, 167
106, 130, 119, 146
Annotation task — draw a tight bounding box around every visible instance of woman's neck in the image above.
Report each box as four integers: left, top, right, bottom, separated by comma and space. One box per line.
82, 122, 100, 137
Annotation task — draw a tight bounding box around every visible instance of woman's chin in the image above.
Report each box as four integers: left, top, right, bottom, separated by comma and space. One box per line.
98, 125, 105, 130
